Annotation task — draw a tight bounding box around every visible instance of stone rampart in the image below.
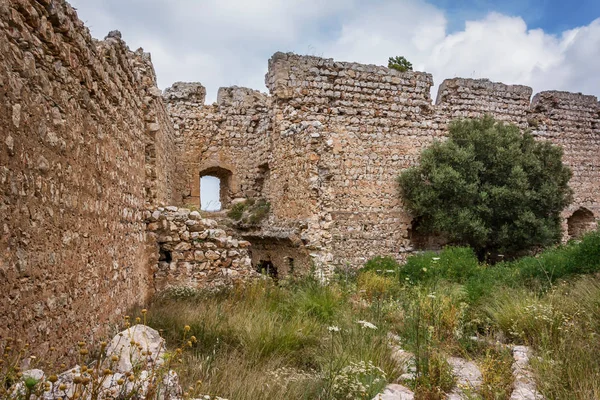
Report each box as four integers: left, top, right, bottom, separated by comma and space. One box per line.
164, 83, 271, 208
0, 0, 181, 359
167, 52, 599, 274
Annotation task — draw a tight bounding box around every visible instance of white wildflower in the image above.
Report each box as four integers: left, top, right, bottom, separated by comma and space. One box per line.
357, 320, 378, 330
328, 325, 340, 332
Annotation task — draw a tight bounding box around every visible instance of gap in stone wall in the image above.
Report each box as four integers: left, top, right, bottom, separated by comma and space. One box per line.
568, 207, 597, 239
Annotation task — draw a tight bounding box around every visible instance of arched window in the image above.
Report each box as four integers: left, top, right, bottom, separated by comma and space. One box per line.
567, 207, 596, 239
199, 166, 233, 211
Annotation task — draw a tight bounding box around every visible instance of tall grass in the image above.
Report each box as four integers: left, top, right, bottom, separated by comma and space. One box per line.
484, 276, 600, 399
143, 229, 600, 399
146, 278, 399, 400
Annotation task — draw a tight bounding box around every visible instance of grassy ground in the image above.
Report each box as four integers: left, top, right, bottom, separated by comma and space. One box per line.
143, 229, 600, 400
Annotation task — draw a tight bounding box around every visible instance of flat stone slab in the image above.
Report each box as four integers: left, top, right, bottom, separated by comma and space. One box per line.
447, 356, 483, 400
372, 384, 415, 400
510, 346, 544, 400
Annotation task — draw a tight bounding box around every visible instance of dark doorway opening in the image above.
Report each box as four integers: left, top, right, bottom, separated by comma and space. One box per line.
159, 249, 172, 263
257, 260, 278, 280
567, 207, 596, 239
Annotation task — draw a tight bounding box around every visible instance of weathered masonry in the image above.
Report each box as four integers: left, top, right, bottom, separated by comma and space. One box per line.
1, 0, 599, 360
166, 53, 600, 275
0, 0, 184, 357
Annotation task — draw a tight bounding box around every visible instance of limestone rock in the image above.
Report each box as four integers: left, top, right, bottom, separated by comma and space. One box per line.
372, 383, 414, 400
510, 346, 544, 400
105, 325, 166, 373
447, 356, 483, 400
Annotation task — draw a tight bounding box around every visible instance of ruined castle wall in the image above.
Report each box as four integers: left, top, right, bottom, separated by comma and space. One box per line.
146, 207, 258, 290
529, 91, 600, 220
137, 54, 185, 207
266, 53, 600, 271
167, 52, 599, 273
0, 0, 180, 358
435, 78, 533, 126
266, 53, 445, 270
164, 83, 271, 208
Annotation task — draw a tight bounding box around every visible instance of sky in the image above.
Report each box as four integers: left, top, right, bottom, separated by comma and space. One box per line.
69, 0, 600, 104
200, 176, 221, 211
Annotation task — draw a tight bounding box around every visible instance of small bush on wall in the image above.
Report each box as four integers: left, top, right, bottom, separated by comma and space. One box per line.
388, 56, 413, 72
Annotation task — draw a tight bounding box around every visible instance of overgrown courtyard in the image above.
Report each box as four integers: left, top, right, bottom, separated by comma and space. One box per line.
139, 228, 600, 399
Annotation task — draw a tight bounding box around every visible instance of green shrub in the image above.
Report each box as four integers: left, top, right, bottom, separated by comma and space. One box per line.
400, 229, 600, 304
228, 198, 271, 225
400, 247, 479, 284
227, 202, 246, 220
388, 56, 413, 72
357, 271, 396, 301
247, 199, 270, 225
362, 256, 400, 275
399, 115, 573, 259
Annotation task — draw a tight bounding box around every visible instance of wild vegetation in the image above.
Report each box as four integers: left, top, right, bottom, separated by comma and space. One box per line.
2, 229, 599, 399
227, 198, 271, 226
142, 229, 599, 399
388, 56, 413, 72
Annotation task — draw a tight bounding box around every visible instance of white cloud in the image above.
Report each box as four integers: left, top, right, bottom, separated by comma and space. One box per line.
69, 0, 600, 103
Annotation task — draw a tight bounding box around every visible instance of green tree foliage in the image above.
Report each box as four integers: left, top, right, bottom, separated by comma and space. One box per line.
388, 56, 413, 72
398, 115, 573, 259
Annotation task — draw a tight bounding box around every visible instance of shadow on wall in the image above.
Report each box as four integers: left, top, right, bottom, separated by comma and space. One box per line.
246, 236, 310, 278
568, 207, 597, 239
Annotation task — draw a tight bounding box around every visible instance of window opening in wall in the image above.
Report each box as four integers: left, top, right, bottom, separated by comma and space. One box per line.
199, 166, 233, 211
201, 175, 221, 211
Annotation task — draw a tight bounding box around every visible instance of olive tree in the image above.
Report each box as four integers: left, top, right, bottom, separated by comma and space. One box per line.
399, 115, 573, 259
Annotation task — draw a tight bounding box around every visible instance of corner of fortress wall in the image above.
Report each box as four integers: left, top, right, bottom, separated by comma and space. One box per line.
0, 0, 183, 359
165, 51, 600, 273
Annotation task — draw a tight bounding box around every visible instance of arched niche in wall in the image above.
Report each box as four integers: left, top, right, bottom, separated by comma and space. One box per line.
408, 217, 447, 250
567, 207, 596, 239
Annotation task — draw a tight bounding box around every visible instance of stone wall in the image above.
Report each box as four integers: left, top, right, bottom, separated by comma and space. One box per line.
138, 52, 185, 207
164, 83, 271, 208
168, 52, 599, 275
146, 207, 259, 290
0, 0, 181, 358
